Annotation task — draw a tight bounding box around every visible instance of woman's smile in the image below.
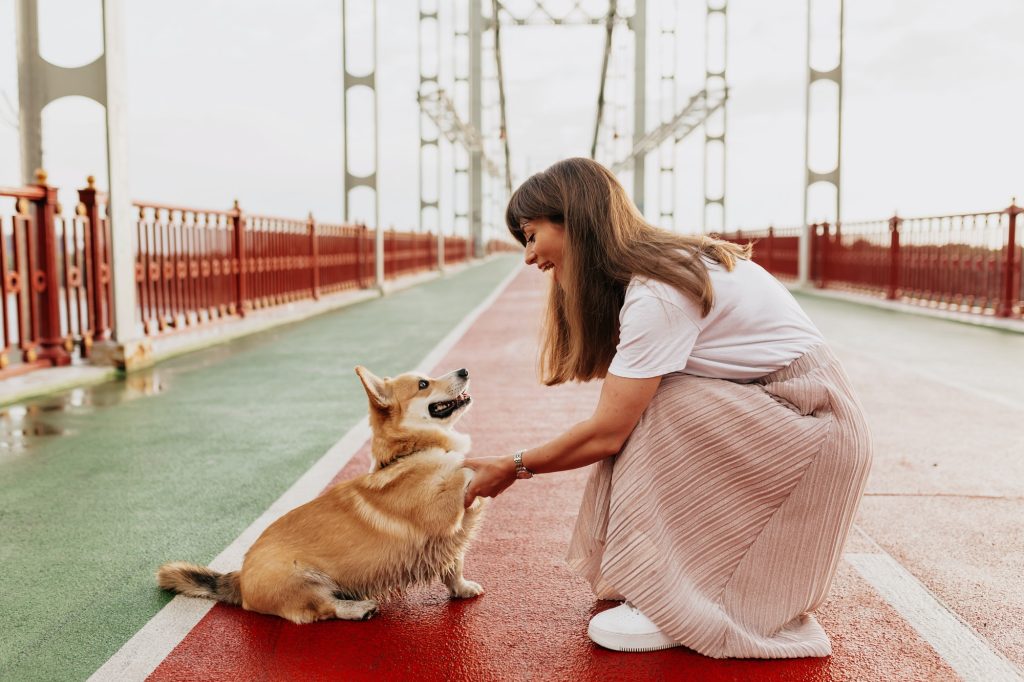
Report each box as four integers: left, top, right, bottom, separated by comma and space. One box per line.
522, 217, 565, 277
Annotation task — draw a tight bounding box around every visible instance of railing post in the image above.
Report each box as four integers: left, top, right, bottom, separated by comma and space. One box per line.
308, 212, 320, 300
809, 223, 818, 285
231, 199, 247, 317
31, 170, 71, 366
888, 213, 902, 300
78, 176, 112, 343
357, 223, 366, 288
811, 223, 827, 286
997, 199, 1020, 318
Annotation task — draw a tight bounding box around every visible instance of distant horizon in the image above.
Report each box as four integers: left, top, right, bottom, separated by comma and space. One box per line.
1, 0, 1022, 236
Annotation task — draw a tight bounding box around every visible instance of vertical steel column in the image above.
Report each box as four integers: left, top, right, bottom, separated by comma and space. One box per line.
15, 0, 137, 346
614, 28, 630, 167
341, 0, 382, 287
703, 0, 727, 233
631, 0, 647, 216
419, 0, 444, 269
658, 0, 677, 230
469, 0, 484, 257
800, 0, 843, 285
14, 0, 44, 184
484, 1, 508, 250
452, 0, 470, 251
481, 9, 494, 253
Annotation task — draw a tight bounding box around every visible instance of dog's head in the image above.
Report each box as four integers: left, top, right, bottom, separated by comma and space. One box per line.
355, 366, 472, 432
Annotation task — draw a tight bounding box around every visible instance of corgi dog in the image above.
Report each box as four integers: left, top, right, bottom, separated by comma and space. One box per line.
157, 366, 485, 624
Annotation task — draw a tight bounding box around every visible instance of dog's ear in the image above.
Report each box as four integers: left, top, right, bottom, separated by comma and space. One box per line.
355, 366, 390, 410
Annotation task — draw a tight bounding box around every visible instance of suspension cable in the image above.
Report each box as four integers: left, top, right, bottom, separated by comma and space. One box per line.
590, 1, 618, 159
492, 0, 513, 193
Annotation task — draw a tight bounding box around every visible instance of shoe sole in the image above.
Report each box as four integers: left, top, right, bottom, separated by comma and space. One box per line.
588, 624, 682, 653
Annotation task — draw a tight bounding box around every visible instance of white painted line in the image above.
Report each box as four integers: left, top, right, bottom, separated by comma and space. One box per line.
846, 552, 1023, 682
88, 420, 372, 682
89, 262, 522, 682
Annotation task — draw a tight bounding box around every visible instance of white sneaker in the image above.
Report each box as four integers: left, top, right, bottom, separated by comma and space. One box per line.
587, 602, 682, 652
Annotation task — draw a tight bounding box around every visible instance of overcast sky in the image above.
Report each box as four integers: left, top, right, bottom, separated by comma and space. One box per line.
1, 0, 1022, 237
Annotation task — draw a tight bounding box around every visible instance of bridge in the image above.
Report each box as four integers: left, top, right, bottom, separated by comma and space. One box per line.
1, 1, 1023, 681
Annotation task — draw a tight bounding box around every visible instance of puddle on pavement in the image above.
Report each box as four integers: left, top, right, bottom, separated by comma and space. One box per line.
0, 370, 168, 461
0, 323, 288, 460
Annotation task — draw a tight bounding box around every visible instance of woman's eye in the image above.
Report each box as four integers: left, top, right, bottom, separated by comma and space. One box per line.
418, 380, 429, 390
526, 234, 536, 244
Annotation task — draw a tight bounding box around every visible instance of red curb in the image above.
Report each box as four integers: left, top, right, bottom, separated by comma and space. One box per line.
151, 269, 958, 681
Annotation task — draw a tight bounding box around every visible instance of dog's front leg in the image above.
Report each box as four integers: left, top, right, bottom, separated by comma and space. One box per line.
441, 553, 483, 599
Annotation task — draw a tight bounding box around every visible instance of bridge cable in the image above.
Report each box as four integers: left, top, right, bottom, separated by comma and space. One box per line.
590, 1, 618, 159
491, 0, 514, 194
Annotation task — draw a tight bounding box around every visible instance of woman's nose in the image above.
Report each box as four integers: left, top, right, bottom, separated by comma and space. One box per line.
524, 244, 537, 265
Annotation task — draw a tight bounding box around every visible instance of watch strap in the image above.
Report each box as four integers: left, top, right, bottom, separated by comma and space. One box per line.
513, 449, 534, 479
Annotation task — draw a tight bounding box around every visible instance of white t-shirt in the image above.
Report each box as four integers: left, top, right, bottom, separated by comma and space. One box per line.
608, 258, 824, 381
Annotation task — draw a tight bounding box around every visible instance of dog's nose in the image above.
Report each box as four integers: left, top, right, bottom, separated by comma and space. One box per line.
457, 368, 469, 379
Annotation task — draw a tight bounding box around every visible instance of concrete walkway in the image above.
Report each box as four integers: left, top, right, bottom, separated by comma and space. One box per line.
2, 256, 1022, 680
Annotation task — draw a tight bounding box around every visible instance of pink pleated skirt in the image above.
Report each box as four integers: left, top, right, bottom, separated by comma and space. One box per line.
566, 344, 872, 659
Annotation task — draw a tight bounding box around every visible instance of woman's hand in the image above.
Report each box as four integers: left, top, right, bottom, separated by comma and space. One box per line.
462, 455, 517, 507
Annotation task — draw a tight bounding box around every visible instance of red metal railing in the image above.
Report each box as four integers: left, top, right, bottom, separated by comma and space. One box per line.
445, 236, 471, 265
719, 201, 1023, 319
720, 226, 801, 280
384, 231, 435, 278
0, 174, 113, 379
487, 239, 522, 256
317, 222, 374, 294
2, 175, 519, 378
133, 200, 480, 337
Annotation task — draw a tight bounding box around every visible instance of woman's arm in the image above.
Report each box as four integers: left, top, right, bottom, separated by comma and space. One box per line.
463, 373, 662, 506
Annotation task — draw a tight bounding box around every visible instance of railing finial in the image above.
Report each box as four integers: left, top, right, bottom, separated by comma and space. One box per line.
35, 168, 48, 185
87, 175, 96, 189
233, 199, 240, 210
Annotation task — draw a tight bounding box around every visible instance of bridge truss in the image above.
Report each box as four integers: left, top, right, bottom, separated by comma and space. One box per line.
13, 0, 845, 277
412, 0, 737, 245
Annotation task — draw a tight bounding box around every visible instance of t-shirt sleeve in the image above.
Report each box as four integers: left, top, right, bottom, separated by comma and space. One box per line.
607, 285, 700, 379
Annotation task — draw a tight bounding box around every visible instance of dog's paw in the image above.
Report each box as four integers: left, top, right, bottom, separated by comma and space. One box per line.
448, 579, 484, 599
337, 599, 379, 620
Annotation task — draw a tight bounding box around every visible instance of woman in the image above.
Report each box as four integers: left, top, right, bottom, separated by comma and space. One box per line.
463, 157, 872, 658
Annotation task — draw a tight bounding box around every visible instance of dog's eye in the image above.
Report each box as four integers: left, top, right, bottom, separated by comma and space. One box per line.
418, 380, 429, 390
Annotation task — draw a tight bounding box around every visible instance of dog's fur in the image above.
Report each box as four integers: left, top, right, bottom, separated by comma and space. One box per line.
157, 366, 485, 624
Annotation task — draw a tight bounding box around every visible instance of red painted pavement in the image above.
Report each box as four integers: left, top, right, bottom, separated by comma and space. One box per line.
151, 269, 958, 681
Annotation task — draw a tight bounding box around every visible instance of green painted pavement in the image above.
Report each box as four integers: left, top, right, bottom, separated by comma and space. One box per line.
0, 256, 520, 682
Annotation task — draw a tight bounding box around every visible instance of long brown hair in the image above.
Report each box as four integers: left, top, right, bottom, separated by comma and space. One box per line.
506, 157, 751, 385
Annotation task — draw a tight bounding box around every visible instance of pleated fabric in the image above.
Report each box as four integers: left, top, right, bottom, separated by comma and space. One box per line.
566, 344, 872, 659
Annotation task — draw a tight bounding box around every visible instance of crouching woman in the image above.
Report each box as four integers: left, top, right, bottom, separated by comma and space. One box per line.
463, 157, 872, 658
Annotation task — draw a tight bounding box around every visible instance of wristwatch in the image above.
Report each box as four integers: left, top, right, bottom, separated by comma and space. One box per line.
513, 450, 535, 479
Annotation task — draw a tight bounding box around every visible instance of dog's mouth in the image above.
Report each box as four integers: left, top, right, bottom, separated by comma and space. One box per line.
428, 391, 472, 419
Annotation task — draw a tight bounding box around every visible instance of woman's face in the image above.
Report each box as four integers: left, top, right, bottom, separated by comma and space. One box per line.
522, 217, 565, 280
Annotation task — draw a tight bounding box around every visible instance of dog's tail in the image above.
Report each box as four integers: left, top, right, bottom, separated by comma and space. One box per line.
156, 561, 242, 606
